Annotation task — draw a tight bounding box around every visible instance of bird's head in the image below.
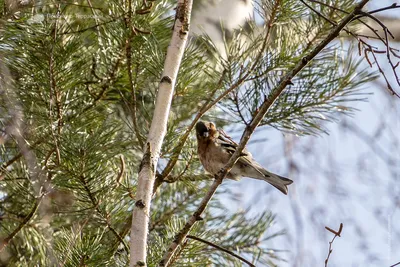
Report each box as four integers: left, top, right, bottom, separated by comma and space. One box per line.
195, 121, 218, 139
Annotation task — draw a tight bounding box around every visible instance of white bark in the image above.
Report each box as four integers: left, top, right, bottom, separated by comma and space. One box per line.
129, 1, 193, 266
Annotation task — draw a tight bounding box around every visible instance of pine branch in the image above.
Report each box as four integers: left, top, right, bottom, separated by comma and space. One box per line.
186, 235, 256, 267
125, 0, 145, 148
159, 1, 370, 265
78, 174, 129, 254
0, 195, 43, 252
128, 1, 193, 266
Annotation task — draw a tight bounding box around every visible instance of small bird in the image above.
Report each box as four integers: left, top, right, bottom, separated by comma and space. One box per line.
195, 121, 293, 194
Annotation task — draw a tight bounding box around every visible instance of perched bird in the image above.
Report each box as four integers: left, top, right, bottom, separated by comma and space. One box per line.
195, 121, 293, 194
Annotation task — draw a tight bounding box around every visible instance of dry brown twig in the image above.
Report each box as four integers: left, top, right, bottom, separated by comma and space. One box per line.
301, 1, 400, 97
324, 223, 343, 267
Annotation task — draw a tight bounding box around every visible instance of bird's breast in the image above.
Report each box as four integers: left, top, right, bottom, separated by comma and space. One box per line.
198, 140, 230, 175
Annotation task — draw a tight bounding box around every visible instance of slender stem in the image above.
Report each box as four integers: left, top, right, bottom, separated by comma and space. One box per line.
324, 223, 343, 266
126, 0, 145, 148
0, 196, 43, 252
186, 235, 256, 267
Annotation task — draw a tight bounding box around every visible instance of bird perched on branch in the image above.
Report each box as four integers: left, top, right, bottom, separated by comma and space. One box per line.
195, 121, 293, 194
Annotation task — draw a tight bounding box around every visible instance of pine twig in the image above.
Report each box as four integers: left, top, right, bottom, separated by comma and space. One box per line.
0, 195, 43, 252
186, 235, 256, 267
158, 1, 370, 266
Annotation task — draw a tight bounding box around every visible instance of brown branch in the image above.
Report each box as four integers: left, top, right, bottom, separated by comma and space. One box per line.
186, 235, 256, 267
390, 261, 400, 267
0, 195, 43, 252
48, 9, 62, 165
116, 155, 125, 186
368, 3, 400, 16
306, 0, 347, 14
79, 174, 129, 253
167, 239, 188, 267
0, 139, 42, 176
367, 47, 400, 97
59, 12, 129, 35
324, 223, 343, 267
159, 1, 370, 266
125, 0, 145, 149
303, 0, 400, 97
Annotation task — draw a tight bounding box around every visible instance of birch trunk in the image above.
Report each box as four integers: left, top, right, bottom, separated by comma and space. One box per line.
129, 1, 193, 266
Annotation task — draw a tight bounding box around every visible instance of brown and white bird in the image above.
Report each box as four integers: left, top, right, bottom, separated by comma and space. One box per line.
195, 121, 293, 194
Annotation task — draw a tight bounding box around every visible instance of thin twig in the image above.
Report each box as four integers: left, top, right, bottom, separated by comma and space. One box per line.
302, 0, 400, 97
59, 12, 129, 35
0, 195, 43, 252
368, 3, 400, 16
125, 0, 145, 148
79, 174, 129, 253
186, 235, 256, 267
324, 223, 343, 267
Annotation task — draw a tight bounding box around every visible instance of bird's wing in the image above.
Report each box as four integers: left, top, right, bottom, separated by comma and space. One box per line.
216, 129, 266, 177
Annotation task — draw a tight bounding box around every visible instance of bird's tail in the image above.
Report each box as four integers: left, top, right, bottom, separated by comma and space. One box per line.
261, 171, 293, 195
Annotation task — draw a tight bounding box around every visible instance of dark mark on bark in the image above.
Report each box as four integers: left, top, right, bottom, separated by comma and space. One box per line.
176, 0, 189, 36
161, 76, 172, 84
135, 199, 146, 209
138, 142, 151, 173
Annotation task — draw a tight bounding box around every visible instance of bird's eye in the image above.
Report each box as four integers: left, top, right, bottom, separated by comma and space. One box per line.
196, 121, 210, 138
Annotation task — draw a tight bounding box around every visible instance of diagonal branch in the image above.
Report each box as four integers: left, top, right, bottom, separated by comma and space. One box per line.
158, 0, 370, 266
186, 235, 256, 267
0, 195, 43, 252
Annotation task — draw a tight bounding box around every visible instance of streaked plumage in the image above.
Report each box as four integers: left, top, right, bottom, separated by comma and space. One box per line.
195, 121, 293, 194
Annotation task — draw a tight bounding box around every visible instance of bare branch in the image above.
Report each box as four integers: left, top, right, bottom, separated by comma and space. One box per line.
324, 223, 343, 266
186, 235, 256, 267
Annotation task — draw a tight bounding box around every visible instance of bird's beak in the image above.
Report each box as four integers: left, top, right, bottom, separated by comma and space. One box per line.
196, 121, 210, 138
